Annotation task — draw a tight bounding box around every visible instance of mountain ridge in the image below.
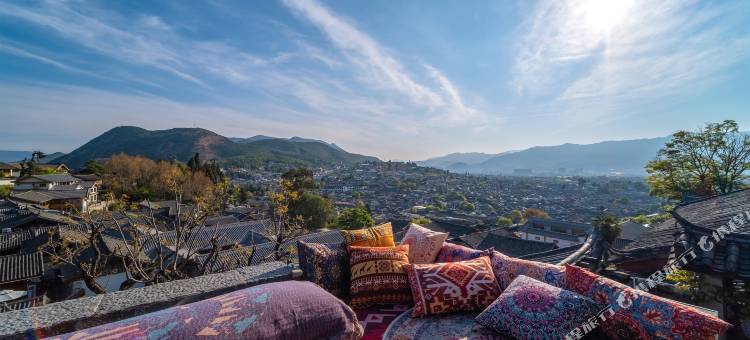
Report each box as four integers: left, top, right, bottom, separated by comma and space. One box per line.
54, 126, 378, 168
420, 136, 672, 175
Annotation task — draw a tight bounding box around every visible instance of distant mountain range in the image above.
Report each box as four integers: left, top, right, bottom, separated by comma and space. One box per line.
53, 126, 378, 168
419, 137, 672, 176
417, 151, 516, 169
0, 151, 66, 163
230, 135, 345, 152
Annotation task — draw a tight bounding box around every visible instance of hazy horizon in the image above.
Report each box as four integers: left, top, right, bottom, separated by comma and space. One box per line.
1, 0, 749, 160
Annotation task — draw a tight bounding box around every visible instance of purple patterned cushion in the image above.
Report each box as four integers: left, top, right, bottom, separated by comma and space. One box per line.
435, 242, 492, 263
49, 281, 363, 340
490, 250, 566, 289
298, 240, 349, 299
475, 275, 598, 339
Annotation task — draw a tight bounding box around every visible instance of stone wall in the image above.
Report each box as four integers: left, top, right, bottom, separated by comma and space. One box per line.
0, 262, 293, 339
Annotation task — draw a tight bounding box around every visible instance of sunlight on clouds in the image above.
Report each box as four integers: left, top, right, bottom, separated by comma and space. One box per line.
514, 0, 750, 103
583, 0, 633, 35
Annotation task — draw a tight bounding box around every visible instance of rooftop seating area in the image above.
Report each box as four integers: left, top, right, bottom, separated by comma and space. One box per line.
0, 222, 732, 340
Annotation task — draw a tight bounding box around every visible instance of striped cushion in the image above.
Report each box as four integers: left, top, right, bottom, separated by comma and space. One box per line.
348, 244, 412, 308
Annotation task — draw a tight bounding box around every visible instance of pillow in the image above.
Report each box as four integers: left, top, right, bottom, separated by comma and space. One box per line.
399, 223, 448, 264
491, 250, 566, 289
340, 222, 395, 247
49, 281, 363, 340
435, 242, 493, 263
475, 275, 598, 339
297, 240, 349, 299
404, 256, 500, 317
348, 244, 412, 308
564, 265, 732, 339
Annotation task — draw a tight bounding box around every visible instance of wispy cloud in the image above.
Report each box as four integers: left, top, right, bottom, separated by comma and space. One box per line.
513, 0, 750, 101
282, 0, 476, 120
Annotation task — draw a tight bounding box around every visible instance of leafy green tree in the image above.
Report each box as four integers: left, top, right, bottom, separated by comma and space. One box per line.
592, 214, 622, 243
646, 120, 750, 200
201, 160, 224, 184
19, 150, 46, 177
187, 153, 201, 173
459, 201, 475, 212
495, 216, 513, 227
411, 216, 432, 225
82, 159, 104, 175
281, 168, 316, 192
510, 209, 523, 223
0, 185, 11, 199
335, 205, 375, 229
289, 192, 334, 229
447, 191, 466, 201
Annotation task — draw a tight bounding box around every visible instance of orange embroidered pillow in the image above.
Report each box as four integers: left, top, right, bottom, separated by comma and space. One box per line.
348, 244, 412, 308
399, 223, 448, 264
340, 222, 395, 247
404, 256, 500, 317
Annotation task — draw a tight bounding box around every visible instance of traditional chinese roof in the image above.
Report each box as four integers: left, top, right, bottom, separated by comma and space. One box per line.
0, 252, 44, 284
460, 231, 557, 257
141, 219, 274, 259
520, 244, 583, 264
609, 218, 683, 261
10, 190, 86, 204
670, 189, 750, 278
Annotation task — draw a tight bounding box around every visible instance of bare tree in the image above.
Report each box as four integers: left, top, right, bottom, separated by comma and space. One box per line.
42, 167, 252, 294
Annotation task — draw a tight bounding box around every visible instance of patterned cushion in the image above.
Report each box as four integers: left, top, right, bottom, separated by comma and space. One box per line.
297, 240, 349, 299
384, 308, 509, 340
404, 256, 500, 317
564, 265, 732, 339
475, 275, 599, 339
340, 222, 395, 247
49, 281, 363, 340
435, 242, 493, 263
399, 223, 448, 264
349, 244, 412, 308
490, 250, 566, 289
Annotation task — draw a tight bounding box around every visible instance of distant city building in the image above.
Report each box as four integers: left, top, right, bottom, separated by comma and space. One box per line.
10, 174, 100, 212
516, 217, 593, 247
513, 168, 532, 176
0, 163, 21, 186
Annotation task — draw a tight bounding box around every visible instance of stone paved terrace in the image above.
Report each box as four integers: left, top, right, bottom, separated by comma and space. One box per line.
0, 261, 293, 339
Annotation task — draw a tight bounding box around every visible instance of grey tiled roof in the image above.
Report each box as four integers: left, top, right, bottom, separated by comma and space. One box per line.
520, 244, 583, 264
462, 231, 557, 257
0, 252, 44, 283
673, 188, 750, 234
10, 190, 86, 204
141, 219, 274, 258
251, 230, 344, 265
25, 174, 79, 183
610, 218, 681, 260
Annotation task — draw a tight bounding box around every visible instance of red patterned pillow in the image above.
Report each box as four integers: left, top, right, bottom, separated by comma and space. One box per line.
399, 223, 448, 264
404, 256, 500, 317
565, 265, 732, 339
490, 251, 566, 289
348, 245, 413, 308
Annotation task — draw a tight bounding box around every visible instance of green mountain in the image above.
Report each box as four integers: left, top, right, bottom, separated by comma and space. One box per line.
56, 126, 378, 168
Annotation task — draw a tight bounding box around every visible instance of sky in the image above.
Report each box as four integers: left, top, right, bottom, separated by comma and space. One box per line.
1, 0, 749, 161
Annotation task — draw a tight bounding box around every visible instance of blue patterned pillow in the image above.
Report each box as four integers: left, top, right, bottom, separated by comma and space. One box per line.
476, 275, 598, 339
435, 242, 493, 262
297, 241, 349, 299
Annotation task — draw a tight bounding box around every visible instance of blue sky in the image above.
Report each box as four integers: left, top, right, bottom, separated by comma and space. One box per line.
1, 0, 749, 161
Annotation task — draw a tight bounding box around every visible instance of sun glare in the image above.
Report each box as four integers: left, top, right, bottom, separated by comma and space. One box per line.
584, 0, 634, 34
